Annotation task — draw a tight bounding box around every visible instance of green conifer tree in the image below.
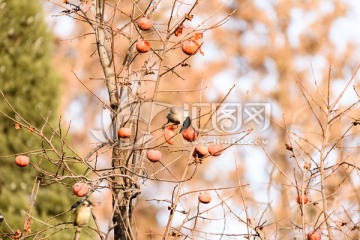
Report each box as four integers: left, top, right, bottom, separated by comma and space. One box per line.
0, 1, 78, 238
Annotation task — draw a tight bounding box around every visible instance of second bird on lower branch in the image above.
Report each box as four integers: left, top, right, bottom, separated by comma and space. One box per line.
73, 200, 93, 240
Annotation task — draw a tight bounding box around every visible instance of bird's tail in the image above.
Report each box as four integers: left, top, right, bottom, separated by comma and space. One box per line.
179, 116, 191, 133
73, 226, 82, 240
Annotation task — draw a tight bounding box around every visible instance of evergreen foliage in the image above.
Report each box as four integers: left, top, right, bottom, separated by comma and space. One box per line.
0, 1, 77, 238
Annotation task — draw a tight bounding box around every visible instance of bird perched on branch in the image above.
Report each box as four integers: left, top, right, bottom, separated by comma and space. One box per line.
73, 200, 93, 240
162, 107, 191, 132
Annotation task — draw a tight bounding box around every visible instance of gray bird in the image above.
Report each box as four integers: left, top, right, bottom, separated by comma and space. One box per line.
180, 116, 191, 133
163, 107, 191, 132
73, 200, 93, 240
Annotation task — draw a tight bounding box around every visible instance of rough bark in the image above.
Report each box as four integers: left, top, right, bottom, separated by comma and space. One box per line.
94, 0, 133, 239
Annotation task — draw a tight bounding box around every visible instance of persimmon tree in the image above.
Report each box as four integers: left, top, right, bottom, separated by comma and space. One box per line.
80, 1, 239, 239
1, 0, 252, 239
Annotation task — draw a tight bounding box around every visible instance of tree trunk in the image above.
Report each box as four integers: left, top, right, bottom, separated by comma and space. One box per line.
112, 145, 133, 240
94, 1, 134, 238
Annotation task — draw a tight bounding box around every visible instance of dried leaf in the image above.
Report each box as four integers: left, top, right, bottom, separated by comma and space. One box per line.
285, 143, 293, 151
304, 162, 311, 170
24, 218, 32, 233
13, 229, 21, 239
174, 25, 184, 37
185, 14, 193, 21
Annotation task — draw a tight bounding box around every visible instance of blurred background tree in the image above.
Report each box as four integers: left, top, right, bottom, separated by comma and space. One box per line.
0, 0, 77, 238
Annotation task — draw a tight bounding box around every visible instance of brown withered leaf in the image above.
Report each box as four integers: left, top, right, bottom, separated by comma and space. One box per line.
185, 14, 193, 21
174, 25, 184, 37
285, 143, 293, 151
304, 162, 311, 170
24, 218, 32, 233
13, 229, 22, 239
